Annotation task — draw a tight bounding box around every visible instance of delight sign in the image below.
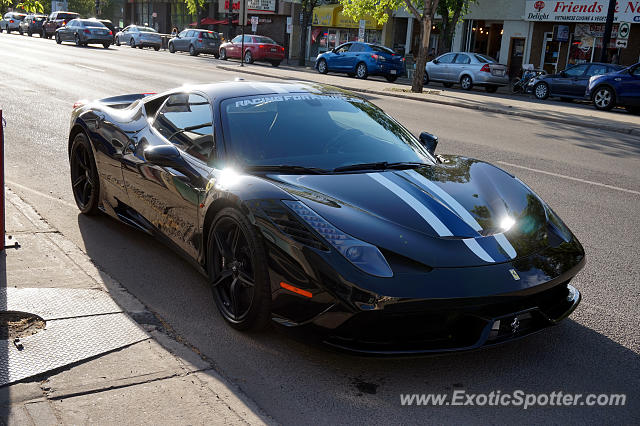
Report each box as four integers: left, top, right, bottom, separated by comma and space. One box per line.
525, 0, 640, 22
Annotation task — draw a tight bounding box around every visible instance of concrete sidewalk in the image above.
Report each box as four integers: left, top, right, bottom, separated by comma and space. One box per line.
216, 62, 640, 136
0, 189, 271, 425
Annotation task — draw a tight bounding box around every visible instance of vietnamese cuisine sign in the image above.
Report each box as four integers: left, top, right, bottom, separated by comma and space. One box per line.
247, 0, 276, 13
525, 1, 640, 22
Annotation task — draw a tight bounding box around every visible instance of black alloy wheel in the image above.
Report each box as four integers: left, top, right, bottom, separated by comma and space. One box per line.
208, 208, 270, 330
70, 133, 100, 215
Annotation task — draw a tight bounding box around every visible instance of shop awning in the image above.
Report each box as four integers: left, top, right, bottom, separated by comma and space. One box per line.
312, 5, 382, 30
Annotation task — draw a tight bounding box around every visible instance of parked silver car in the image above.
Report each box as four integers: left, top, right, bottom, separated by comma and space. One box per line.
0, 12, 27, 33
55, 19, 113, 48
115, 25, 161, 50
168, 29, 221, 57
425, 52, 509, 93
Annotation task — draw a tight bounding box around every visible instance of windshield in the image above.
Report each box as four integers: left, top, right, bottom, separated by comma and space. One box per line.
200, 31, 218, 39
371, 45, 395, 55
474, 54, 497, 63
221, 94, 434, 171
58, 13, 78, 20
79, 19, 105, 27
139, 27, 157, 32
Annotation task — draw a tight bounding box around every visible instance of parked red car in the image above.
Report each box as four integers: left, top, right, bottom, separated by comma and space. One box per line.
219, 35, 285, 67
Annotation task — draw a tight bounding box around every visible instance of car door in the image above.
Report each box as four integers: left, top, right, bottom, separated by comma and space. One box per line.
429, 53, 456, 81
227, 35, 242, 58
618, 65, 640, 106
59, 20, 71, 41
555, 64, 588, 96
121, 92, 214, 259
330, 43, 352, 71
451, 53, 471, 82
174, 29, 188, 50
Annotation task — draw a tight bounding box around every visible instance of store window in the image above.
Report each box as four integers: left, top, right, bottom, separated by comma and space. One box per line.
467, 20, 503, 60
568, 24, 619, 66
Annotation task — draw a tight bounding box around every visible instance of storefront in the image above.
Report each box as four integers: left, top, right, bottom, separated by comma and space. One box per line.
525, 0, 640, 72
309, 4, 383, 60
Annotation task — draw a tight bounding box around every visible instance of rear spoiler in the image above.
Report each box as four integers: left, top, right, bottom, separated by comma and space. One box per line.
74, 93, 156, 110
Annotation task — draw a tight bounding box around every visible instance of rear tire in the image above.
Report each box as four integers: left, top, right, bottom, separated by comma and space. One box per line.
103, 43, 109, 49
460, 75, 473, 90
207, 208, 271, 331
153, 45, 160, 51
270, 60, 280, 67
244, 50, 253, 64
355, 62, 368, 79
317, 58, 328, 74
385, 74, 398, 82
70, 132, 100, 215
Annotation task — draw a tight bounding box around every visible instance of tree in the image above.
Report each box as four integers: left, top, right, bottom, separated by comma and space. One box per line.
16, 0, 43, 13
298, 0, 321, 66
182, 0, 205, 28
341, 0, 439, 93
437, 0, 474, 54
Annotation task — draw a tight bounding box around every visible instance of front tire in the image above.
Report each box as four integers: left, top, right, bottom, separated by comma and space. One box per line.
592, 86, 615, 111
115, 36, 120, 46
74, 33, 81, 47
460, 75, 473, 90
355, 62, 368, 79
168, 42, 175, 53
207, 208, 271, 331
70, 132, 100, 215
423, 72, 430, 85
219, 48, 227, 60
55, 33, 61, 44
317, 58, 328, 74
129, 37, 135, 48
534, 82, 550, 100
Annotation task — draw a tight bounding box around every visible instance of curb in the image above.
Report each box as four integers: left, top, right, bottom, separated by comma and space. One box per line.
216, 64, 640, 136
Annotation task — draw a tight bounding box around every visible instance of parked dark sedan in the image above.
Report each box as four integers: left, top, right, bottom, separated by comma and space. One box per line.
530, 62, 622, 100
67, 81, 584, 354
55, 19, 113, 48
169, 29, 221, 57
18, 14, 46, 36
42, 11, 79, 38
586, 62, 640, 113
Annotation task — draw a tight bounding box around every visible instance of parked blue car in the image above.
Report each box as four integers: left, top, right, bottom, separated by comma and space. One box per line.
315, 42, 404, 82
586, 62, 640, 113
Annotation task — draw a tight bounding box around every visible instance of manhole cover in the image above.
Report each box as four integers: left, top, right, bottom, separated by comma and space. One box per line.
0, 311, 46, 340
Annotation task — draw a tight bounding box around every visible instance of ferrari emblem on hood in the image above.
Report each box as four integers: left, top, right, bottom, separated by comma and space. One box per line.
509, 269, 521, 280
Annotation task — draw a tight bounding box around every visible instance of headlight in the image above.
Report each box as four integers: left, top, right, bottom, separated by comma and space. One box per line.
283, 200, 393, 277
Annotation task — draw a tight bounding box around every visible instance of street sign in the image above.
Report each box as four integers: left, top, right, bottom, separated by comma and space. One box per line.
358, 19, 365, 42
251, 16, 258, 32
618, 22, 630, 40
286, 17, 292, 34
614, 38, 628, 48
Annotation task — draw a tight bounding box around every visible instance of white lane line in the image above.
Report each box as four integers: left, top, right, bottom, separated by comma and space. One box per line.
497, 161, 640, 196
76, 64, 104, 72
6, 181, 77, 208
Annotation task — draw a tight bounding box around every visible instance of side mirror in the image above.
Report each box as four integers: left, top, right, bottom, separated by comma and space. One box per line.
432, 58, 439, 64
143, 144, 199, 181
419, 132, 438, 156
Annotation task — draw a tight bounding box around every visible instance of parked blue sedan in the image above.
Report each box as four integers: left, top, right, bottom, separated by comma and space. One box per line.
586, 62, 640, 113
315, 42, 404, 82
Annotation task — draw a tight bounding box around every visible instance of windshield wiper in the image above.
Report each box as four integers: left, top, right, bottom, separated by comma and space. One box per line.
246, 165, 329, 174
333, 161, 429, 173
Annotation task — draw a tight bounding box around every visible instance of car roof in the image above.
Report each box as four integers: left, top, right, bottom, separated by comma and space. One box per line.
176, 81, 349, 101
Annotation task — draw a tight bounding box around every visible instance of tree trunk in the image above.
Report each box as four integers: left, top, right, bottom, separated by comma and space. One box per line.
411, 16, 432, 93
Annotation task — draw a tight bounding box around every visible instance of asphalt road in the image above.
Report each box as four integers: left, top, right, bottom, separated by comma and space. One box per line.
1, 33, 638, 424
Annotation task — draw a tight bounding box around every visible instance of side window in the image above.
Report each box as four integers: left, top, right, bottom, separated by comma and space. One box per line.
350, 44, 365, 52
244, 35, 252, 43
564, 64, 588, 77
153, 93, 214, 162
587, 64, 608, 77
231, 35, 242, 43
335, 43, 351, 53
454, 54, 471, 64
178, 30, 187, 37
437, 53, 456, 64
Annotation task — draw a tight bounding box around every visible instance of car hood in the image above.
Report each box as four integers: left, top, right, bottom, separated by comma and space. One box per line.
266, 156, 558, 268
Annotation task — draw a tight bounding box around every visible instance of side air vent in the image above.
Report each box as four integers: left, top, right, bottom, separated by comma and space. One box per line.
260, 201, 328, 251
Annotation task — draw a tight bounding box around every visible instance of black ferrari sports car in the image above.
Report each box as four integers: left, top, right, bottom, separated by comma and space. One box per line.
68, 80, 584, 354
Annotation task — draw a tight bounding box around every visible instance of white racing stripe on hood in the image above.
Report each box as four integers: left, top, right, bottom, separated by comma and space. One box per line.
368, 173, 495, 263
404, 169, 517, 260
368, 173, 452, 236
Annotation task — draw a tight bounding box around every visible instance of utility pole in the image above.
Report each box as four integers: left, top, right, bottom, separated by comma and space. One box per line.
95, 0, 99, 18
600, 0, 616, 62
240, 0, 245, 67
